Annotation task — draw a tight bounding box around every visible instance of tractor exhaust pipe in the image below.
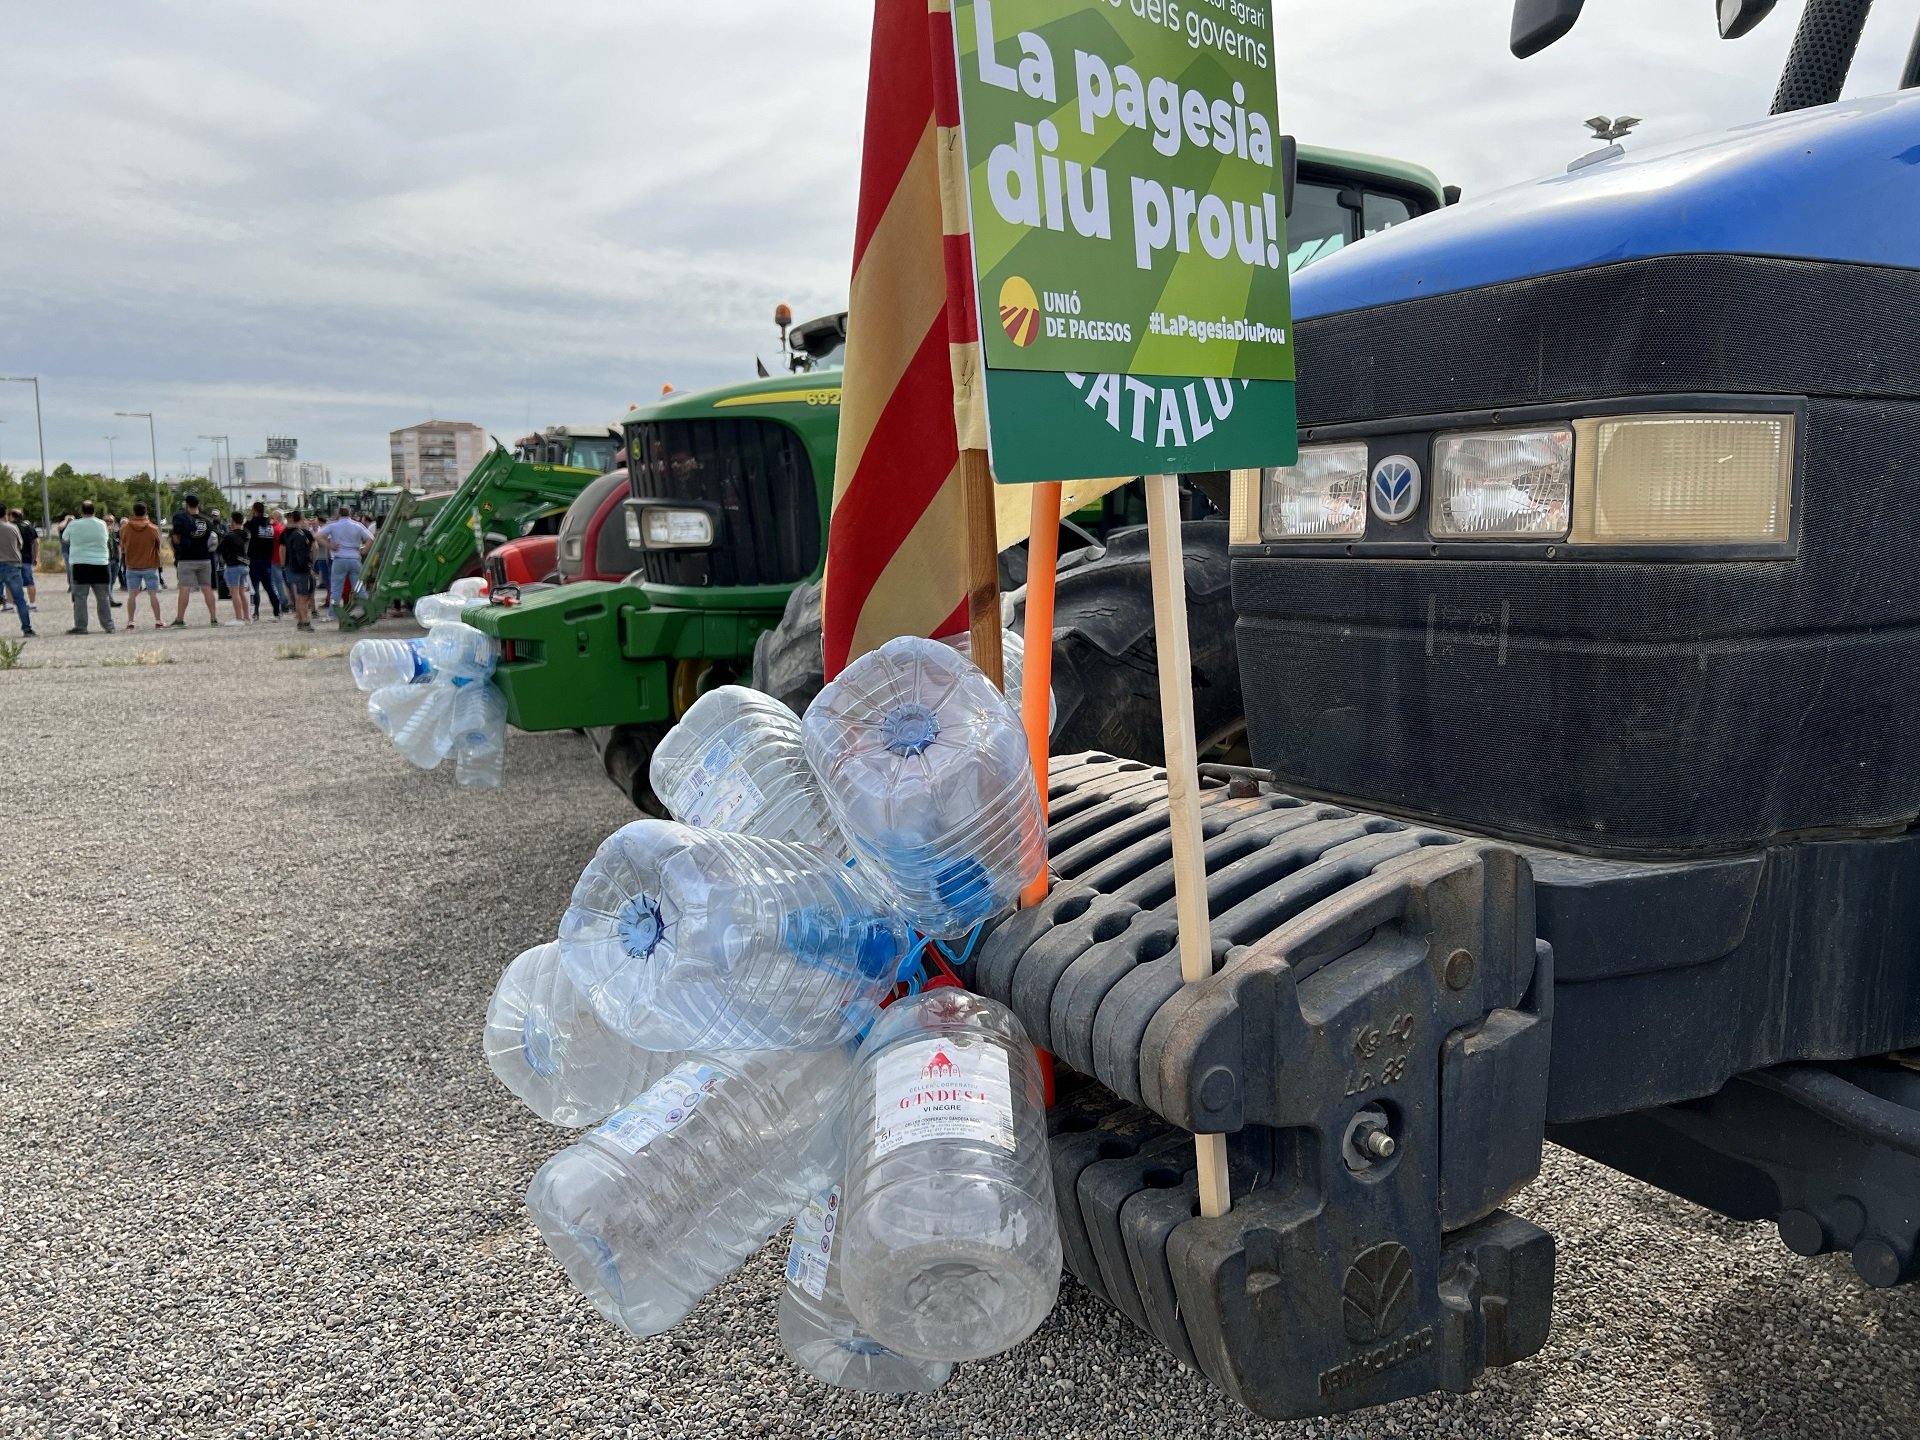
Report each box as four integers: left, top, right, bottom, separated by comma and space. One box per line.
1771, 0, 1874, 113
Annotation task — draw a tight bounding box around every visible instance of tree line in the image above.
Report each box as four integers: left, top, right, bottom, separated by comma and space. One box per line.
0, 462, 235, 524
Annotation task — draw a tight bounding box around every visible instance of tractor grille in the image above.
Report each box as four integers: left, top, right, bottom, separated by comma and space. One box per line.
624, 417, 820, 588
1236, 255, 1920, 857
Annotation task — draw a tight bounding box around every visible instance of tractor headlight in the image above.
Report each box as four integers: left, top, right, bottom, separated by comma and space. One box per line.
1570, 413, 1793, 544
1431, 427, 1573, 538
626, 504, 715, 550
1253, 442, 1371, 541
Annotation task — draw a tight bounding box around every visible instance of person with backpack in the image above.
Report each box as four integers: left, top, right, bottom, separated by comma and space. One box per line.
279, 509, 319, 631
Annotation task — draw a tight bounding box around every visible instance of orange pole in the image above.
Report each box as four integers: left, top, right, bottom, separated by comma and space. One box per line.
1020, 482, 1062, 909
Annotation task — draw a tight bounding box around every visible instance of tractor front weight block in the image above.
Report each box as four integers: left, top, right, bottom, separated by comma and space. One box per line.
983, 755, 1557, 1420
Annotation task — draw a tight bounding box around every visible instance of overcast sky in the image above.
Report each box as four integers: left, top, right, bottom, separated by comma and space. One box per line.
3, 0, 1917, 480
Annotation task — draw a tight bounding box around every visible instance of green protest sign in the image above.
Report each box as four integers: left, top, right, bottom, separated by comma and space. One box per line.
949, 0, 1297, 483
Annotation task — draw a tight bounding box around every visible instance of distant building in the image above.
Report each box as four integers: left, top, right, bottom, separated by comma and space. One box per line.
233, 456, 329, 509
265, 436, 298, 461
389, 420, 489, 492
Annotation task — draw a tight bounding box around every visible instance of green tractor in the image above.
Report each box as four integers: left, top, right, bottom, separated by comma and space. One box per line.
467, 145, 1450, 807
337, 426, 620, 631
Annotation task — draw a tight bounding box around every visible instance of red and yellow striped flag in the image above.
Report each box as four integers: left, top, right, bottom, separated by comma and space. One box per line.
820, 0, 986, 679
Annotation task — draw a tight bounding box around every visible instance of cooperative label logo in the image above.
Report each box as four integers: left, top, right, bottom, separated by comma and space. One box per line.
1370, 455, 1422, 524
998, 276, 1041, 347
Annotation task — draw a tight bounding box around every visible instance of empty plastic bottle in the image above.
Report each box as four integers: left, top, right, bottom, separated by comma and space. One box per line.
779, 1180, 954, 1394
837, 989, 1061, 1363
424, 620, 497, 683
649, 685, 846, 855
525, 1045, 853, 1338
452, 683, 509, 790
483, 942, 687, 1127
391, 683, 456, 769
414, 589, 480, 627
802, 635, 1046, 938
449, 576, 489, 602
367, 680, 441, 742
350, 637, 431, 692
559, 820, 909, 1052
940, 627, 1055, 735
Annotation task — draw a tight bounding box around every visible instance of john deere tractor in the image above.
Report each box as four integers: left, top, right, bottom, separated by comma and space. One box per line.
963, 1, 1920, 1421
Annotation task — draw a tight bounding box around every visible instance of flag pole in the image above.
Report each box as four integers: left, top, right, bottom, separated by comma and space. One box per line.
1144, 471, 1231, 1218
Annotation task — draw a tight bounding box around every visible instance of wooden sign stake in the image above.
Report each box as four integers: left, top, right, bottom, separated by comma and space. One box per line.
1144, 472, 1231, 1219
1020, 481, 1062, 909
961, 447, 1005, 689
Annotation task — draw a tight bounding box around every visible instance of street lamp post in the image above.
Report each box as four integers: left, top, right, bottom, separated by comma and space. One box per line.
0, 376, 50, 532
103, 434, 117, 483
199, 434, 230, 498
114, 411, 160, 521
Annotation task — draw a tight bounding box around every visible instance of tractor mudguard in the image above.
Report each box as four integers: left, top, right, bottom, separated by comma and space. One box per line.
976, 754, 1556, 1420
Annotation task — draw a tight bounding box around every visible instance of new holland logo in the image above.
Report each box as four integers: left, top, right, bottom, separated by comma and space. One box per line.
1370, 455, 1422, 524
1342, 1241, 1416, 1344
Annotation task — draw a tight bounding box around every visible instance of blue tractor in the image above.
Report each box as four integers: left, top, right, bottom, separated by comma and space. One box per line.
980, 0, 1920, 1419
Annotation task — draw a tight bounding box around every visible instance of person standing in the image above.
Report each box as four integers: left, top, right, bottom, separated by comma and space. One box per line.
268, 507, 290, 616
244, 502, 284, 620
169, 494, 222, 627
216, 512, 252, 625
279, 508, 318, 631
0, 510, 33, 637
120, 503, 166, 630
317, 505, 373, 620
63, 501, 114, 634
16, 511, 38, 608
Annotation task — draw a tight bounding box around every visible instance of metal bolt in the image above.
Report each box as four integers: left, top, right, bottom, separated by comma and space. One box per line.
1362, 1129, 1396, 1159
1444, 949, 1475, 990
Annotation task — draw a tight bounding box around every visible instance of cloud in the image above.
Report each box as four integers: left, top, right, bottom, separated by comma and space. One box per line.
2, 0, 1915, 478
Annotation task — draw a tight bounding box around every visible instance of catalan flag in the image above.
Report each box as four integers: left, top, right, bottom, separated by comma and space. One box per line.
820, 0, 985, 679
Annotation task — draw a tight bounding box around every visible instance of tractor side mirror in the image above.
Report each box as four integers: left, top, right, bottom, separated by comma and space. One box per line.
1280, 134, 1298, 218
1511, 0, 1585, 58
1717, 0, 1779, 39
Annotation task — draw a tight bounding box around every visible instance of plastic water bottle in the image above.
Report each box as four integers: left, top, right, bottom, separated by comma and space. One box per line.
367, 680, 440, 741
350, 637, 430, 692
941, 627, 1055, 735
558, 820, 909, 1052
525, 1045, 853, 1338
449, 576, 489, 602
837, 989, 1060, 1363
802, 635, 1046, 938
452, 683, 508, 790
424, 620, 496, 683
649, 685, 846, 855
779, 1180, 953, 1393
391, 684, 456, 769
483, 942, 687, 1127
414, 590, 479, 627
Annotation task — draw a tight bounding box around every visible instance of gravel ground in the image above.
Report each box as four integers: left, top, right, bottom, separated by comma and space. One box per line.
2, 614, 1917, 1440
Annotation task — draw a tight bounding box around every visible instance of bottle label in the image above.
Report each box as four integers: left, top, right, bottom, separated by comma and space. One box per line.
593, 1062, 725, 1155
871, 1038, 1016, 1158
669, 738, 767, 831
784, 1184, 840, 1300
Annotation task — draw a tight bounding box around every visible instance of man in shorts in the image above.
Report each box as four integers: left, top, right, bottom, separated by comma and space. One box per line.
119, 502, 165, 629
317, 504, 374, 619
279, 508, 318, 630
169, 493, 222, 627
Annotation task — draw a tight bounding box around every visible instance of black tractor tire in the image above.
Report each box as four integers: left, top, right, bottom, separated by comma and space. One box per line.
753, 578, 828, 715
591, 722, 671, 816
1010, 518, 1242, 765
